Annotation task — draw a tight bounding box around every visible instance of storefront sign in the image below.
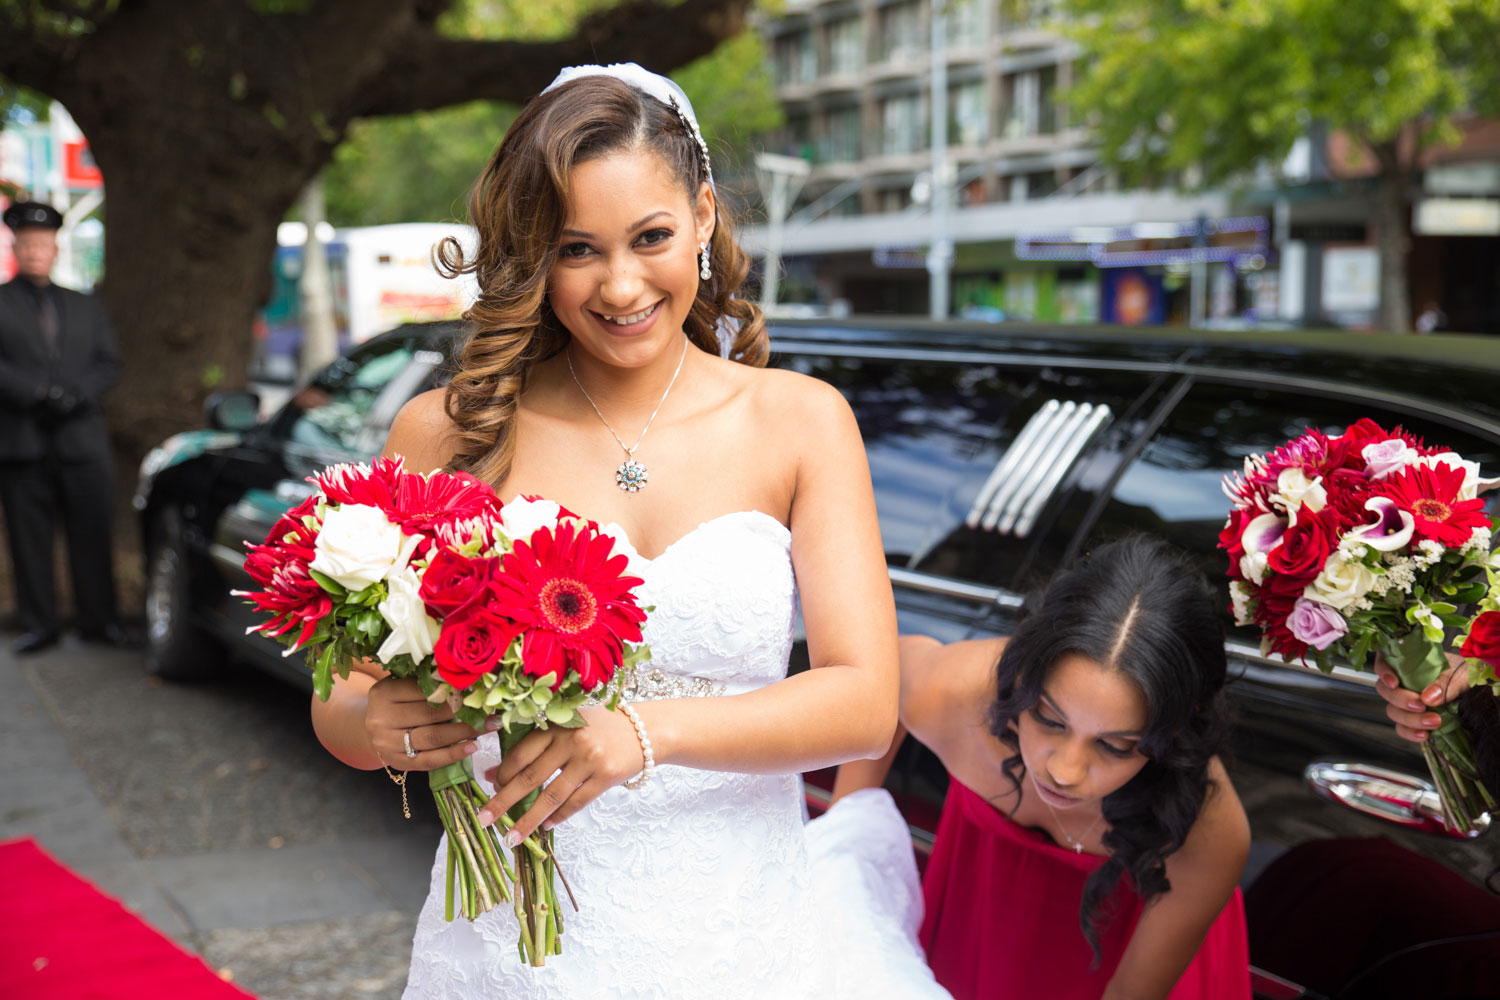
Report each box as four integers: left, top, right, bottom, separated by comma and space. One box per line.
1413, 198, 1500, 236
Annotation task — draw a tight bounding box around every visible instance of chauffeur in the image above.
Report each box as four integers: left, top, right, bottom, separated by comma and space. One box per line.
0, 201, 127, 653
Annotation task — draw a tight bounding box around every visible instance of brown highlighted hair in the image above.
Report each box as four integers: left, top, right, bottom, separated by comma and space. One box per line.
435, 75, 768, 487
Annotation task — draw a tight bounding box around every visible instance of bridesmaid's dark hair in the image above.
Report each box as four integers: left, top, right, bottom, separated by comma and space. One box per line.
987, 534, 1232, 962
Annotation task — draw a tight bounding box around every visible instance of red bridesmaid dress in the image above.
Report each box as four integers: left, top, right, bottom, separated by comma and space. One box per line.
918, 778, 1251, 1000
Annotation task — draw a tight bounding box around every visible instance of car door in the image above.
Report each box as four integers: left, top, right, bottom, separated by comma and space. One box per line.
207, 336, 446, 671
1074, 376, 1500, 884
776, 339, 1173, 837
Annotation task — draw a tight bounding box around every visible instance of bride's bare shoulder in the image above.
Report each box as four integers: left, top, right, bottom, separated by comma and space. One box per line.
384, 387, 464, 470
740, 363, 856, 443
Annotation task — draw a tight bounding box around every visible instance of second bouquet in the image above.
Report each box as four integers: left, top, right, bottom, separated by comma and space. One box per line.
238, 456, 651, 966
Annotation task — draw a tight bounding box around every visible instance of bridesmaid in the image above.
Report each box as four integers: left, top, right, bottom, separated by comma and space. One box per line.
830, 535, 1252, 1000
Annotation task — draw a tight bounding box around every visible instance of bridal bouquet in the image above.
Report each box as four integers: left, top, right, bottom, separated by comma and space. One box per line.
237, 456, 651, 965
1219, 418, 1500, 834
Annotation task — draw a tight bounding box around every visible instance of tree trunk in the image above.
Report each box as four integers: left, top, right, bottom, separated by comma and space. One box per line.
299, 176, 340, 380
73, 110, 325, 465
1372, 143, 1412, 334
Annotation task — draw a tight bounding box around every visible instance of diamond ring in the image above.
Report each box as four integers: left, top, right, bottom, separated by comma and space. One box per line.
403, 730, 417, 758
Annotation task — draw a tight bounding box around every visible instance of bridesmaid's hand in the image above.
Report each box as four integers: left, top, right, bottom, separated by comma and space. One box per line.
1372, 652, 1469, 743
478, 705, 647, 845
365, 675, 481, 771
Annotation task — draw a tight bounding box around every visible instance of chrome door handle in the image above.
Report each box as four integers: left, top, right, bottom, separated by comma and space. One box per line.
1304, 760, 1491, 839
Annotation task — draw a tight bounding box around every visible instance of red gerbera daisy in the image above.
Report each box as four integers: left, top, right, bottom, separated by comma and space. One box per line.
1377, 462, 1489, 548
490, 519, 647, 691
317, 457, 501, 537
238, 497, 330, 649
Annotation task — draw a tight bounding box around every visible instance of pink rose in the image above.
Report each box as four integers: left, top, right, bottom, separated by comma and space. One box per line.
1286, 597, 1348, 651
1362, 439, 1416, 480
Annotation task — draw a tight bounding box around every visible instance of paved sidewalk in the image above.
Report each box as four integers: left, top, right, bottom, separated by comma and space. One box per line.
1, 638, 440, 998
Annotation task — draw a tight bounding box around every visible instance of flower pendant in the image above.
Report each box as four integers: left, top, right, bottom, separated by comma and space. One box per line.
616, 458, 648, 493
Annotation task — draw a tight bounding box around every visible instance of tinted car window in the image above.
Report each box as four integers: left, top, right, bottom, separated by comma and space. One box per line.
777, 352, 1014, 568
1085, 380, 1500, 639
267, 337, 421, 454
912, 367, 1165, 591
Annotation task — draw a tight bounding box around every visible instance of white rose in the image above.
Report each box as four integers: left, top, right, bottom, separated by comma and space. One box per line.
309, 503, 420, 591
1303, 551, 1378, 611
1270, 468, 1327, 515
376, 566, 441, 664
1229, 581, 1255, 626
1240, 551, 1270, 586
500, 496, 563, 546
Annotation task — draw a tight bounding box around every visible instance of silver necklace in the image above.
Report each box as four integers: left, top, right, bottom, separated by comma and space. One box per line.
1030, 772, 1103, 854
566, 337, 688, 492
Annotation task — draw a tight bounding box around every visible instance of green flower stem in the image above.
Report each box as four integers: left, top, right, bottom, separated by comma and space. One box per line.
1381, 634, 1493, 834
452, 788, 509, 906
444, 829, 457, 923
514, 852, 538, 965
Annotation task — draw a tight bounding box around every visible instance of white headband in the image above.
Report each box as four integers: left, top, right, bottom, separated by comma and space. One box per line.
541, 62, 714, 191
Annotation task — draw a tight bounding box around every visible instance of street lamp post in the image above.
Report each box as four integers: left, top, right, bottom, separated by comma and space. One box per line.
928, 0, 953, 320
755, 152, 811, 313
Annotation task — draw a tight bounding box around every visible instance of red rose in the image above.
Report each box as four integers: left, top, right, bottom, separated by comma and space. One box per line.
420, 548, 500, 623
1266, 508, 1334, 583
1461, 611, 1500, 666
433, 611, 521, 690
1219, 509, 1250, 567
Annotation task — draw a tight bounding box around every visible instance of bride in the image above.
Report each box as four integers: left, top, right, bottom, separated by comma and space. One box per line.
309, 65, 937, 997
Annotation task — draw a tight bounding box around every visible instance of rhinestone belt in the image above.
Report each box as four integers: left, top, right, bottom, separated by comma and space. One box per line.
589, 668, 727, 704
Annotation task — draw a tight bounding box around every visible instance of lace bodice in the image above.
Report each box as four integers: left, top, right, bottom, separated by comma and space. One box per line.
403, 511, 833, 999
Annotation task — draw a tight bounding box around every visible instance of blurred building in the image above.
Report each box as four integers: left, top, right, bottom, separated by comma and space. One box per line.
743, 0, 1232, 324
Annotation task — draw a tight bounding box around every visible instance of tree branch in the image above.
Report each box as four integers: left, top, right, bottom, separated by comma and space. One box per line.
353, 0, 752, 118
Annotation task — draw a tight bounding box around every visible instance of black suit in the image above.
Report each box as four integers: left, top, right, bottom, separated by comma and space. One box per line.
0, 276, 122, 635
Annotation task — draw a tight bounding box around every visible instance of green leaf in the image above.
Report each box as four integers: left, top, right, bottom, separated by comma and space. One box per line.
543, 701, 576, 726
309, 569, 347, 596
1349, 630, 1374, 671
312, 644, 335, 701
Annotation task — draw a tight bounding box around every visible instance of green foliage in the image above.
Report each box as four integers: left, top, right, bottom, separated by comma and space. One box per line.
673, 31, 784, 174
1060, 0, 1500, 186
322, 0, 779, 226
323, 100, 515, 226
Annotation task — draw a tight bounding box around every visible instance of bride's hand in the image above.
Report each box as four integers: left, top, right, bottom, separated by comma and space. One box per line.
478, 705, 647, 845
365, 675, 481, 771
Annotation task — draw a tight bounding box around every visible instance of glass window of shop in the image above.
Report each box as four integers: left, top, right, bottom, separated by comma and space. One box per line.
773, 30, 816, 86
880, 2, 923, 63
950, 81, 988, 147
1001, 71, 1039, 138
826, 16, 863, 76
882, 94, 927, 155
819, 105, 862, 163
950, 0, 987, 47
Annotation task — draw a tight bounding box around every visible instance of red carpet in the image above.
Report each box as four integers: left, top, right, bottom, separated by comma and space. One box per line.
0, 837, 257, 999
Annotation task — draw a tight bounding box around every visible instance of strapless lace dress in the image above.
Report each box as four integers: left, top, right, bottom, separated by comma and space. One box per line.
404, 510, 948, 999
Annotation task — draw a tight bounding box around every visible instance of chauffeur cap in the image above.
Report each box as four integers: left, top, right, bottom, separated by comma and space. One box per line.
3, 201, 64, 231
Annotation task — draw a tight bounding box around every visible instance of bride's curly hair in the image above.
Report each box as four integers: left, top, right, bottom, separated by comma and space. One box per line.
434, 75, 768, 485
986, 535, 1232, 962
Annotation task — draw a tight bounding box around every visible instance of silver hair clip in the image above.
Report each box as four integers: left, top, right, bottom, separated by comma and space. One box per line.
667, 93, 714, 189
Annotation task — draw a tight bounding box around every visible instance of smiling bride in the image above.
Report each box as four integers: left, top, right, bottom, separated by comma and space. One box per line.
307, 63, 951, 998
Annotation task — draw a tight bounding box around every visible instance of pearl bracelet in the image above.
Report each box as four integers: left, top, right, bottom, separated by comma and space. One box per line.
620, 701, 656, 790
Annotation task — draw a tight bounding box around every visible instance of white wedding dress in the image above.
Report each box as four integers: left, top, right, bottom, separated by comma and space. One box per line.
403, 510, 950, 999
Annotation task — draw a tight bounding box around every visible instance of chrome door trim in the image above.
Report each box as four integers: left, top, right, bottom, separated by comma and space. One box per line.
1223, 639, 1377, 689
977, 401, 1072, 530
1305, 760, 1489, 838
966, 399, 1060, 529
772, 340, 1180, 374
1009, 402, 1112, 537
887, 566, 1025, 608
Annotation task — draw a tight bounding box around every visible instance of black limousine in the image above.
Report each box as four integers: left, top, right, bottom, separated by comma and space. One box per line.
135, 318, 1500, 999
